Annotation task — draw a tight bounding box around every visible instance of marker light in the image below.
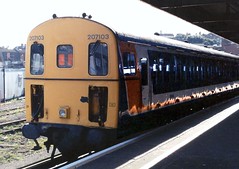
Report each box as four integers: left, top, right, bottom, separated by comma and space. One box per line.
59, 106, 70, 118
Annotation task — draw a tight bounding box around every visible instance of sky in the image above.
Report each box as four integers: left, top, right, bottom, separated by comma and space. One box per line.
0, 0, 209, 49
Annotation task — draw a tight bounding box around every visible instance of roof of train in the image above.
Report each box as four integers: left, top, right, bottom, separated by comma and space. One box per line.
115, 32, 239, 60
36, 17, 239, 60
97, 15, 239, 60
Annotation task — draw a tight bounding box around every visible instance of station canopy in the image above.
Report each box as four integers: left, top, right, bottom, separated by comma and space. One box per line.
142, 0, 239, 44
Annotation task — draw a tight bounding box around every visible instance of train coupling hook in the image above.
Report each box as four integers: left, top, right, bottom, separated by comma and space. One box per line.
32, 139, 42, 150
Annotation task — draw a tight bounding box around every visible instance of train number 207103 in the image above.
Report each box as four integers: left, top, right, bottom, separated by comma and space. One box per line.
88, 34, 109, 40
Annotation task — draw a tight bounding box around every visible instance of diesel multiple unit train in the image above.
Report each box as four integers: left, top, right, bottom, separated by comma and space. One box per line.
22, 15, 239, 159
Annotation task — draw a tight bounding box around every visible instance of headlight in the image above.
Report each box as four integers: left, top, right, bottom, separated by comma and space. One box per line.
59, 106, 70, 118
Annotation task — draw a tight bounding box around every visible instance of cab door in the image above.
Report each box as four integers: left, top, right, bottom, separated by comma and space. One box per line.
119, 41, 142, 110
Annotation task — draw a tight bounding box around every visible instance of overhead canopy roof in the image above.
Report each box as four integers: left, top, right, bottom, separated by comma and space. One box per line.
141, 0, 239, 44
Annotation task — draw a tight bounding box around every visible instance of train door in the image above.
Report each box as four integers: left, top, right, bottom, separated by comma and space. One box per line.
140, 57, 151, 106
119, 41, 142, 110
135, 45, 152, 107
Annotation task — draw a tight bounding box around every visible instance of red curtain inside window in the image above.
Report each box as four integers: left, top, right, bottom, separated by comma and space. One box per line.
58, 54, 65, 66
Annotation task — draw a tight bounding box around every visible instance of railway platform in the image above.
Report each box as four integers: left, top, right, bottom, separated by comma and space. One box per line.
151, 99, 239, 169
63, 96, 239, 169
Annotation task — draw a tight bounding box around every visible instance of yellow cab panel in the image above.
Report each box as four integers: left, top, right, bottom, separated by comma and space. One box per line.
25, 17, 119, 128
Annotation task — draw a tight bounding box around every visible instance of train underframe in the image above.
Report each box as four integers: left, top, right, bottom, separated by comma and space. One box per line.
117, 87, 239, 137
22, 87, 239, 160
22, 123, 117, 160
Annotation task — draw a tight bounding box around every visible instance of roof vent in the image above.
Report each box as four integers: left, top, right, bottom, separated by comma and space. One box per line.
82, 13, 92, 19
52, 14, 57, 19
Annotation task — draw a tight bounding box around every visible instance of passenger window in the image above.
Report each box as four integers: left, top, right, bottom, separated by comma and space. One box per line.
89, 41, 108, 76
30, 43, 44, 75
57, 45, 73, 68
122, 52, 136, 75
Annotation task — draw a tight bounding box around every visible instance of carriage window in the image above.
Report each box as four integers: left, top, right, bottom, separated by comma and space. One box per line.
30, 43, 44, 75
57, 45, 73, 68
89, 41, 108, 76
123, 52, 136, 75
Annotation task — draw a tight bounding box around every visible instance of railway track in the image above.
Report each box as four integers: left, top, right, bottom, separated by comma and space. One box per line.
0, 99, 64, 168
0, 118, 26, 134
0, 99, 26, 134
19, 152, 93, 168
0, 98, 26, 124
20, 154, 65, 169
0, 98, 25, 112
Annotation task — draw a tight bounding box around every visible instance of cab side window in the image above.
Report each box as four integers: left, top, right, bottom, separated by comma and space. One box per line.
30, 43, 44, 75
88, 41, 108, 76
